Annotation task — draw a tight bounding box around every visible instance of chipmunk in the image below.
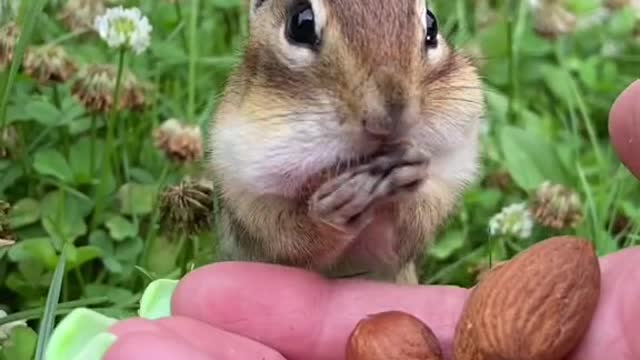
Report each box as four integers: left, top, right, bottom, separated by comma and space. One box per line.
208, 0, 485, 284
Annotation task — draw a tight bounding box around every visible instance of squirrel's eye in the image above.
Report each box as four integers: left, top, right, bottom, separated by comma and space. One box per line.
425, 9, 438, 48
286, 3, 319, 47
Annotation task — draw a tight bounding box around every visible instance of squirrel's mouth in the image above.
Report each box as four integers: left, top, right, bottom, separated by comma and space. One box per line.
297, 141, 411, 200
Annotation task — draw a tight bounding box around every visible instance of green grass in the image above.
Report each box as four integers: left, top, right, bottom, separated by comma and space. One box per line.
0, 0, 639, 357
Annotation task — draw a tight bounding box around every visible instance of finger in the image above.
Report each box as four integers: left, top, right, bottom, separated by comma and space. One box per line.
618, 249, 640, 357
103, 332, 211, 360
109, 318, 163, 336
569, 247, 640, 359
107, 317, 287, 360
172, 261, 468, 360
610, 79, 640, 179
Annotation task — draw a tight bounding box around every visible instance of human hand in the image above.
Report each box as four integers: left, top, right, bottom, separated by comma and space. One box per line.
105, 248, 639, 360
104, 80, 640, 360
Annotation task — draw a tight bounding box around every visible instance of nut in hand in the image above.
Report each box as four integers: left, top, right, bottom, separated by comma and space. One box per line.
346, 311, 443, 360
454, 236, 601, 360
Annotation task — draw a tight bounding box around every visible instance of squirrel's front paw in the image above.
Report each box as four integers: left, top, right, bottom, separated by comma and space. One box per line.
309, 147, 429, 236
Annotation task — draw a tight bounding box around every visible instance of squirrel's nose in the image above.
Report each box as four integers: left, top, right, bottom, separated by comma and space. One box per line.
362, 101, 407, 141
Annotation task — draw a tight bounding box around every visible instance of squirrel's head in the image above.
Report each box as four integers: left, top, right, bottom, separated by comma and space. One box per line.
211, 0, 485, 197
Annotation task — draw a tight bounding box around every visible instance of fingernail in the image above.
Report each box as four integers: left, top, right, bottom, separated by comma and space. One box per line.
138, 279, 180, 320
45, 308, 118, 360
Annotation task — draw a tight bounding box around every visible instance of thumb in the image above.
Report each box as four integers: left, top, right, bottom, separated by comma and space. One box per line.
609, 79, 640, 179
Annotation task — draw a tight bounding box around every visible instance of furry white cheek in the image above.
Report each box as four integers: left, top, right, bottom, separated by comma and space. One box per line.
212, 120, 349, 197
429, 141, 480, 187
412, 116, 481, 187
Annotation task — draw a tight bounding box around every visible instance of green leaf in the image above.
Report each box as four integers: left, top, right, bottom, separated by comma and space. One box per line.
66, 246, 103, 271
464, 188, 502, 212
129, 168, 155, 184
621, 200, 640, 219
592, 227, 619, 256
150, 40, 187, 65
105, 216, 138, 242
89, 230, 122, 274
111, 237, 144, 276
477, 20, 509, 59
145, 235, 181, 276
41, 191, 90, 248
139, 279, 179, 320
88, 230, 114, 254
575, 57, 596, 89
0, 165, 24, 194
84, 284, 136, 306
63, 244, 78, 265
540, 65, 575, 103
5, 273, 37, 298
499, 126, 572, 191
33, 149, 74, 183
429, 230, 466, 260
42, 215, 86, 249
93, 171, 117, 206
69, 137, 99, 184
67, 117, 94, 135
103, 258, 124, 274
0, 326, 37, 360
518, 30, 553, 57
8, 238, 58, 270
9, 198, 40, 229
607, 8, 638, 37
58, 96, 86, 125
115, 237, 144, 262
17, 260, 47, 288
24, 99, 62, 126
117, 183, 158, 216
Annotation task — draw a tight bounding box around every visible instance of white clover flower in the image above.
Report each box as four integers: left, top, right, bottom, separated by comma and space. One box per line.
488, 202, 534, 240
0, 309, 27, 341
94, 6, 152, 55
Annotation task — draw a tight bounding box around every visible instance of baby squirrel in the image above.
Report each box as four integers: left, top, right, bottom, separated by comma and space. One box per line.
209, 0, 485, 284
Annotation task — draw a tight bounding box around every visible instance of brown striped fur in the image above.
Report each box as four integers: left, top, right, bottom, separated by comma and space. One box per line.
208, 0, 486, 283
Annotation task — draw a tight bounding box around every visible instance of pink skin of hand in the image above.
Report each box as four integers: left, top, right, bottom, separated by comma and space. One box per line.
105, 80, 640, 360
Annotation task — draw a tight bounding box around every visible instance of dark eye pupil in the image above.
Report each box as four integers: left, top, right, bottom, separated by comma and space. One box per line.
426, 10, 438, 48
287, 5, 318, 47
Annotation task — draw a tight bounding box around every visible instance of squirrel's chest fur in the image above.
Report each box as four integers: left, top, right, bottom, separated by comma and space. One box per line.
325, 210, 408, 280
216, 198, 420, 282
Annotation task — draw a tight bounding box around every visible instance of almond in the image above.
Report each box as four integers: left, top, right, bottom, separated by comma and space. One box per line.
454, 236, 601, 360
452, 313, 488, 360
346, 311, 443, 360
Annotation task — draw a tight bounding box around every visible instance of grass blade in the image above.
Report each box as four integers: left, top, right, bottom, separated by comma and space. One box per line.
187, 0, 200, 123
34, 246, 67, 360
0, 297, 111, 327
0, 0, 48, 131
